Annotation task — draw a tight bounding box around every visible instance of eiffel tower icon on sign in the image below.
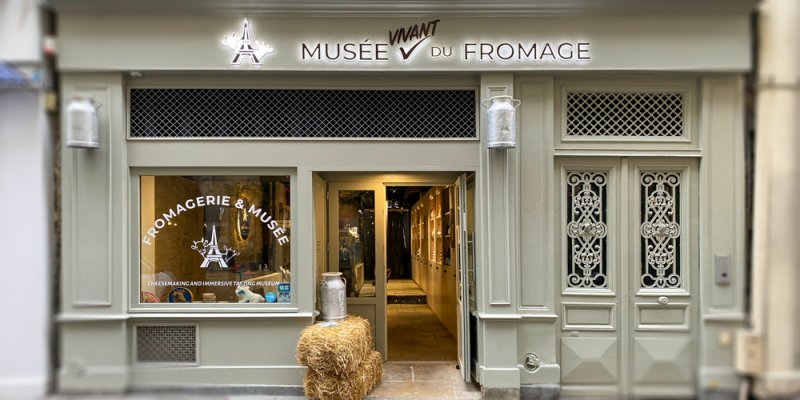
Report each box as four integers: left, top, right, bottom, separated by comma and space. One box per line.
232, 19, 259, 64
221, 19, 275, 65
192, 224, 240, 269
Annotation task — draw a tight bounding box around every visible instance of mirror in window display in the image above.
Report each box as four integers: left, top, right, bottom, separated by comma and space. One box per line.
338, 190, 376, 297
139, 175, 291, 305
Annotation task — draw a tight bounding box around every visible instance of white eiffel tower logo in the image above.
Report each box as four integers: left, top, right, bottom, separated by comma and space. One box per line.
221, 19, 275, 65
191, 224, 240, 269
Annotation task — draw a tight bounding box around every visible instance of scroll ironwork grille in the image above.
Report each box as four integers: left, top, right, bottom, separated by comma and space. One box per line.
640, 172, 682, 289
566, 171, 608, 289
136, 325, 197, 363
129, 88, 476, 139
566, 92, 684, 137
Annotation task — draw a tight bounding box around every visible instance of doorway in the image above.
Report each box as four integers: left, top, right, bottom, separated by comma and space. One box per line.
315, 172, 476, 381
386, 185, 458, 362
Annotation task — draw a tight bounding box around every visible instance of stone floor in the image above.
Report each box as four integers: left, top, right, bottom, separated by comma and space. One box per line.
369, 362, 481, 399
387, 304, 458, 362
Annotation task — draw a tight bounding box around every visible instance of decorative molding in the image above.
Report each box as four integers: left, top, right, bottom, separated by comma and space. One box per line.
518, 78, 555, 311
476, 312, 522, 320
554, 150, 702, 158
484, 80, 514, 306
562, 302, 615, 331
701, 313, 746, 322
518, 313, 559, 320
69, 85, 113, 308
57, 312, 315, 322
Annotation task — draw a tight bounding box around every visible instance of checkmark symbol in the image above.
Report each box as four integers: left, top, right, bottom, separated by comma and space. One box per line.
399, 36, 431, 60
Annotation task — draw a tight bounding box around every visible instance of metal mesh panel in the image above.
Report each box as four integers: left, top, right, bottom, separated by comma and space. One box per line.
566, 92, 684, 137
129, 88, 476, 139
136, 325, 197, 363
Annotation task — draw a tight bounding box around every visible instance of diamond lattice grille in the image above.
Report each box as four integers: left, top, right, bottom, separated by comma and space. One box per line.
136, 325, 197, 363
566, 92, 684, 137
129, 88, 476, 139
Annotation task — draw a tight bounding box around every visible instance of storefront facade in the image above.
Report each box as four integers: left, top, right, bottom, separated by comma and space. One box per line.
54, 2, 754, 398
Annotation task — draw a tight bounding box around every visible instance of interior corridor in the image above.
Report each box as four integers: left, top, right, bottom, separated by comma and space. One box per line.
387, 303, 457, 362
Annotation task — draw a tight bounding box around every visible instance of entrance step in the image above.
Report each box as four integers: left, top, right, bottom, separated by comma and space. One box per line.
387, 294, 427, 304
387, 279, 427, 304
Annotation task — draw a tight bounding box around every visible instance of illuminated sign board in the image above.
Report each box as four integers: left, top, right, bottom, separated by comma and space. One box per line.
221, 18, 591, 67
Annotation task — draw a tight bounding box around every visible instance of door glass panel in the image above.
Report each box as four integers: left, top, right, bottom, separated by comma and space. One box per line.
640, 171, 682, 289
338, 190, 375, 297
566, 171, 609, 289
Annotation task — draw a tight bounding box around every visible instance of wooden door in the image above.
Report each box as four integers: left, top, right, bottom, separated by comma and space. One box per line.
557, 158, 698, 398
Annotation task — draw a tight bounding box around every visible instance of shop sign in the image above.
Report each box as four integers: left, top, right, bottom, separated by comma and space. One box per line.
141, 195, 289, 247
221, 18, 591, 67
221, 18, 275, 65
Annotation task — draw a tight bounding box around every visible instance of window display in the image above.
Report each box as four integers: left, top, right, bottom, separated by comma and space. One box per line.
139, 175, 291, 306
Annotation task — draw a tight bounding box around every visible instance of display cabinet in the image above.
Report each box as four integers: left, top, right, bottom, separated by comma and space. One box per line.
410, 186, 458, 337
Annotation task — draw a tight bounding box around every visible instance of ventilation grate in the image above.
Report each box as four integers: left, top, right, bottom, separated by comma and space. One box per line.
566, 92, 684, 137
136, 325, 197, 363
129, 88, 476, 139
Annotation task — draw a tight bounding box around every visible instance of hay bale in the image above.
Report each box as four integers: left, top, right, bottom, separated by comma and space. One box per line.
297, 316, 373, 376
304, 350, 383, 400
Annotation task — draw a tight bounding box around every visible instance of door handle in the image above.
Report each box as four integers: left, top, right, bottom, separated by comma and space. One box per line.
657, 296, 669, 305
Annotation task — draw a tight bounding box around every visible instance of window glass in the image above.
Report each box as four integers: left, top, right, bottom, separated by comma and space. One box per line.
338, 190, 375, 297
139, 176, 291, 305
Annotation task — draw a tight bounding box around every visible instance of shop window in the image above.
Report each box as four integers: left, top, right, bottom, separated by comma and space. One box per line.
139, 175, 291, 306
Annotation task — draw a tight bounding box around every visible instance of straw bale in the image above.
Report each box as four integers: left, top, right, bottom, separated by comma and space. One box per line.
297, 316, 373, 376
304, 350, 383, 400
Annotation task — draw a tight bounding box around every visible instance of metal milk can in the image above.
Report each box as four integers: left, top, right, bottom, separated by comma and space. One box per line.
320, 272, 347, 321
66, 94, 100, 148
482, 95, 521, 149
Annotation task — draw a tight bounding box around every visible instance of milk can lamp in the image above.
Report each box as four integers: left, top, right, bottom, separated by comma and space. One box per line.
66, 94, 100, 149
482, 95, 521, 149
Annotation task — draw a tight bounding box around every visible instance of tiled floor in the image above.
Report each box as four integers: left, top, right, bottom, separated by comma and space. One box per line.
387, 304, 457, 362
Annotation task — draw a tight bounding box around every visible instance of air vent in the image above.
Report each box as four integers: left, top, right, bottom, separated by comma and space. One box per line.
136, 325, 197, 363
129, 88, 477, 139
566, 92, 684, 137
